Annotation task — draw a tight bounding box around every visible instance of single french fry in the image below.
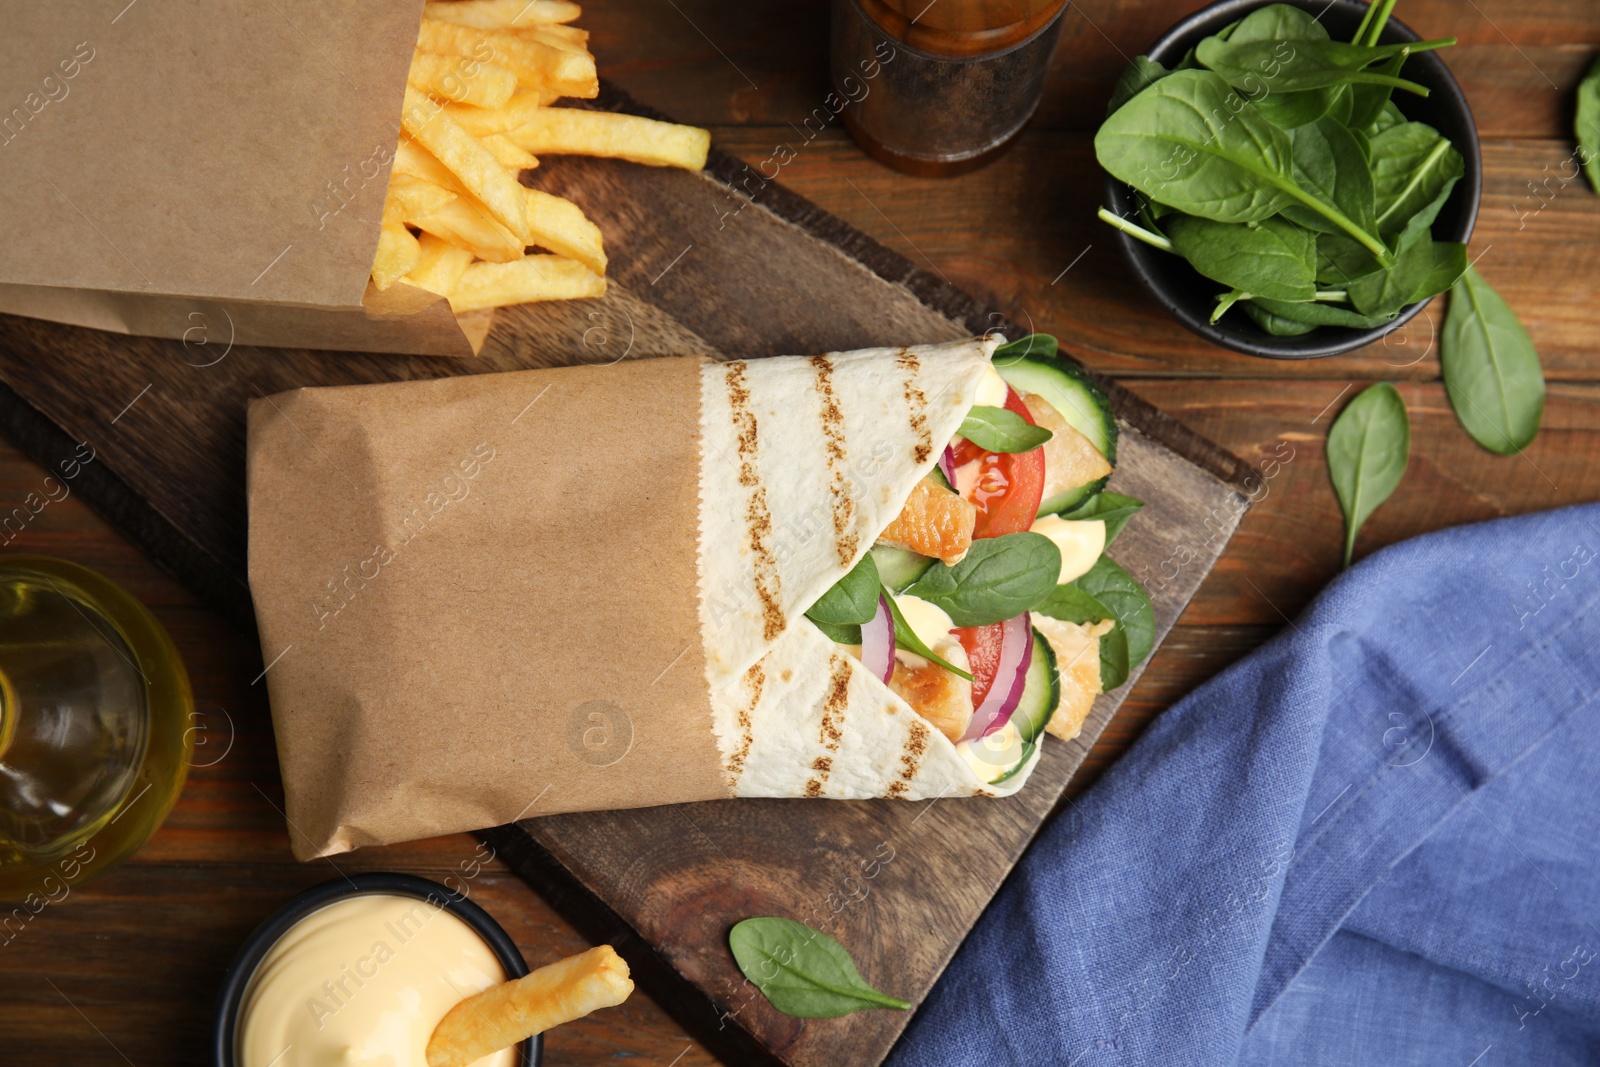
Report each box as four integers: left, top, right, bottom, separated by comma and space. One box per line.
523, 23, 588, 46
371, 222, 421, 290
385, 173, 457, 220
523, 188, 604, 275
519, 25, 588, 56
409, 198, 525, 262
404, 232, 476, 296
479, 133, 539, 171
505, 108, 710, 170
422, 0, 581, 29
393, 138, 467, 194
447, 255, 606, 312
443, 91, 560, 137
401, 87, 531, 242
426, 945, 632, 1067
407, 52, 519, 109
417, 19, 597, 98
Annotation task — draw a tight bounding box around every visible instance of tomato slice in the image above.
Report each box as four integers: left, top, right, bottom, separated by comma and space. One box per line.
955, 622, 1006, 708
950, 386, 1046, 538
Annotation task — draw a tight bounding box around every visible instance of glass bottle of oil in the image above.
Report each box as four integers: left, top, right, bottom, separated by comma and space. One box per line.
0, 557, 191, 904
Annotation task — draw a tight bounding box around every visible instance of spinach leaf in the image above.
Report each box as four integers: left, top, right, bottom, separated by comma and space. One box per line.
1326, 382, 1409, 567
1348, 234, 1464, 317
1366, 100, 1406, 136
1034, 583, 1129, 690
1165, 216, 1317, 302
994, 333, 1058, 363
1222, 4, 1337, 128
1369, 122, 1464, 234
1245, 304, 1319, 336
1244, 296, 1397, 329
729, 918, 911, 1018
1284, 116, 1376, 235
1197, 37, 1443, 97
904, 532, 1061, 627
804, 552, 881, 627
1096, 70, 1388, 258
1347, 48, 1409, 130
1060, 491, 1145, 544
1575, 54, 1600, 194
1071, 556, 1156, 672
809, 618, 861, 645
959, 405, 1053, 453
1108, 55, 1171, 116
1441, 264, 1545, 454
881, 589, 972, 680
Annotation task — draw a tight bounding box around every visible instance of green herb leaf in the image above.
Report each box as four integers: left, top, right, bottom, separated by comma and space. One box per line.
1245, 304, 1320, 336
1221, 3, 1339, 128
1348, 233, 1464, 318
1071, 556, 1156, 672
1326, 382, 1410, 567
903, 532, 1061, 628
1578, 55, 1600, 194
808, 618, 862, 645
881, 589, 972, 680
1346, 48, 1409, 130
993, 333, 1058, 362
1369, 122, 1464, 235
728, 918, 911, 1018
804, 552, 881, 627
1165, 216, 1317, 302
1441, 264, 1545, 455
1284, 116, 1376, 237
958, 405, 1053, 453
1108, 55, 1171, 116
1197, 37, 1446, 97
1243, 296, 1397, 330
1367, 101, 1406, 136
1034, 583, 1128, 689
1059, 491, 1145, 544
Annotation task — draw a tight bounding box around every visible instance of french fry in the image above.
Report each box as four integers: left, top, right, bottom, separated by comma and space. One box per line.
393, 138, 467, 194
448, 255, 605, 312
417, 19, 598, 98
524, 23, 588, 46
422, 0, 581, 29
407, 52, 519, 109
401, 87, 531, 242
385, 173, 457, 220
371, 222, 421, 290
520, 26, 588, 56
404, 232, 476, 296
524, 188, 604, 275
479, 133, 539, 171
505, 108, 710, 170
409, 198, 526, 262
443, 91, 560, 137
426, 945, 632, 1067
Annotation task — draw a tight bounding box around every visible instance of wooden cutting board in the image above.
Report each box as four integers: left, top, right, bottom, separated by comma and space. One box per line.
0, 84, 1254, 1066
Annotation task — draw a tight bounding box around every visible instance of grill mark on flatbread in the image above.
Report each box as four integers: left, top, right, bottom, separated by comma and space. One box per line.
896, 347, 932, 464
885, 719, 930, 799
724, 361, 785, 643
726, 662, 762, 789
804, 654, 852, 797
810, 355, 859, 567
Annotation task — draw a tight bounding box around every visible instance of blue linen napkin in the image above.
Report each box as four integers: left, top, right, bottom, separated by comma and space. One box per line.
890, 503, 1600, 1066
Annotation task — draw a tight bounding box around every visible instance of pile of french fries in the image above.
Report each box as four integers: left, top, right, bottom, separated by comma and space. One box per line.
371, 0, 711, 315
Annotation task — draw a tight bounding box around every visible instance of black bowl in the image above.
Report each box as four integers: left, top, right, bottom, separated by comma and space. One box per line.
1102, 0, 1481, 359
211, 872, 541, 1067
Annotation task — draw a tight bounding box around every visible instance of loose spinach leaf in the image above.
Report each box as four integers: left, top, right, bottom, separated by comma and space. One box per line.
1441, 264, 1545, 454
881, 588, 972, 679
804, 552, 881, 627
1244, 296, 1397, 329
903, 532, 1061, 628
729, 918, 911, 1018
808, 618, 862, 645
1197, 37, 1443, 97
959, 405, 1053, 453
1060, 491, 1145, 544
1164, 216, 1317, 302
1326, 382, 1409, 567
1369, 122, 1464, 234
1071, 556, 1156, 672
1034, 582, 1129, 690
1108, 55, 1171, 116
1575, 54, 1600, 194
1284, 116, 1376, 236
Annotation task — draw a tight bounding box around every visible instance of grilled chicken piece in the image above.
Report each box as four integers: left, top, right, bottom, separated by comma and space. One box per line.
1033, 615, 1115, 742
1022, 392, 1112, 503
888, 651, 974, 744
879, 476, 976, 564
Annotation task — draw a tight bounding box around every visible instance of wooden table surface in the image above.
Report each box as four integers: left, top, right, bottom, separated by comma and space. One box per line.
4, 1, 1598, 1064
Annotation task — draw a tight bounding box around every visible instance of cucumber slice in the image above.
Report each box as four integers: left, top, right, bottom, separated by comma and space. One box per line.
1011, 624, 1061, 744
870, 544, 935, 592
990, 740, 1036, 784
993, 353, 1119, 516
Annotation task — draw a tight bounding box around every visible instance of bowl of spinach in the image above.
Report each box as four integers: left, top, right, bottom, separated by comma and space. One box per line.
1096, 0, 1481, 359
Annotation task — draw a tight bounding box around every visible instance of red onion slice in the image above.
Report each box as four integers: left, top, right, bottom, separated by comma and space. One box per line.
938, 444, 958, 489
860, 594, 895, 685
961, 613, 1032, 742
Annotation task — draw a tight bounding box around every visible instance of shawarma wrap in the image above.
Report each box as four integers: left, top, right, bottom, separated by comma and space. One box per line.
247, 335, 1132, 858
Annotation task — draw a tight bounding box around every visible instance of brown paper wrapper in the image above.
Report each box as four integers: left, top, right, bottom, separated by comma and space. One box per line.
247, 357, 728, 859
0, 1, 485, 357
